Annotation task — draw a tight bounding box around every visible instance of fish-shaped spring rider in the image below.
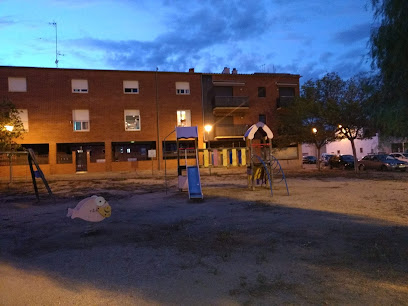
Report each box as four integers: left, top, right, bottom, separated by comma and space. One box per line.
67, 195, 111, 222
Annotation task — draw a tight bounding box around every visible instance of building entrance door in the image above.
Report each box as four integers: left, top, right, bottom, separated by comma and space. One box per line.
76, 149, 87, 172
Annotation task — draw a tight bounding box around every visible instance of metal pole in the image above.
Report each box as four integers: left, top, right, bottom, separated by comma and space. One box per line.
269, 139, 273, 190
9, 153, 12, 184
250, 139, 254, 190
207, 131, 211, 176
155, 67, 160, 171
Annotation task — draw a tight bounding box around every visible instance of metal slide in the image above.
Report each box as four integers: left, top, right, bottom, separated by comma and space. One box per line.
187, 166, 203, 199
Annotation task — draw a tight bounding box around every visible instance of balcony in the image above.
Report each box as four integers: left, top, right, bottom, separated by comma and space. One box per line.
214, 124, 249, 139
213, 96, 249, 115
214, 96, 249, 108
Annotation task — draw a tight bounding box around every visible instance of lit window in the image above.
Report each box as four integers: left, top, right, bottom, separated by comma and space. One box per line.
124, 110, 141, 131
72, 79, 88, 93
123, 80, 139, 94
72, 110, 90, 131
177, 110, 191, 127
176, 82, 190, 95
17, 109, 29, 131
8, 77, 27, 92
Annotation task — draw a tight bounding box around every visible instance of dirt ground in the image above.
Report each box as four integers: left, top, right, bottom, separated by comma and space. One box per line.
1, 168, 408, 305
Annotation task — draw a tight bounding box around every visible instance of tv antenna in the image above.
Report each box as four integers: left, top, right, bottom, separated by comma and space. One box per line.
49, 21, 63, 68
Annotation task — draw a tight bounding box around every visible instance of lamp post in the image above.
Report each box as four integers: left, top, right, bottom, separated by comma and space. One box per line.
204, 124, 212, 175
312, 127, 320, 170
4, 125, 14, 183
204, 124, 212, 148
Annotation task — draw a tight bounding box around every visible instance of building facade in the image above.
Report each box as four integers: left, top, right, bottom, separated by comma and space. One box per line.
0, 66, 300, 177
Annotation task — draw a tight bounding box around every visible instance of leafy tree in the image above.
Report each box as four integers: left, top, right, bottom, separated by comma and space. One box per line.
277, 72, 376, 172
370, 0, 408, 136
0, 99, 25, 151
276, 76, 339, 170
328, 74, 377, 172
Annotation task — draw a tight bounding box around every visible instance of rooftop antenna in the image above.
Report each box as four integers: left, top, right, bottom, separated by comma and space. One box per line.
49, 21, 62, 68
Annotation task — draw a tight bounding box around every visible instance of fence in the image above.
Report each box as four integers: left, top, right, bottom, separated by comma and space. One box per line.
198, 148, 247, 168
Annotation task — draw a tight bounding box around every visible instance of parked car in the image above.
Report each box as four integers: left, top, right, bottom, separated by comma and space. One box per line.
329, 154, 355, 170
358, 154, 407, 172
389, 152, 408, 162
303, 155, 317, 164
321, 154, 334, 166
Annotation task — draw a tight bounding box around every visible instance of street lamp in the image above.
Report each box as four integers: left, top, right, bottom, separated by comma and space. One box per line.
204, 124, 212, 149
204, 124, 213, 176
312, 127, 319, 169
3, 125, 14, 183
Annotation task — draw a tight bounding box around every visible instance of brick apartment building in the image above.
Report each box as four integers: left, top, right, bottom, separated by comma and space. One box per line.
0, 66, 300, 177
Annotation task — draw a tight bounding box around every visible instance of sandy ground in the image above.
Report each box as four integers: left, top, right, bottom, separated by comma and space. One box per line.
1, 167, 408, 305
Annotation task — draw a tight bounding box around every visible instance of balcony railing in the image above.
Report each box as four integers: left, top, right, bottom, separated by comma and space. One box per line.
214, 124, 249, 138
214, 96, 249, 108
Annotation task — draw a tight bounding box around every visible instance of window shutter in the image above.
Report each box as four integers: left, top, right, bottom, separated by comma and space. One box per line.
73, 109, 89, 121
8, 77, 27, 92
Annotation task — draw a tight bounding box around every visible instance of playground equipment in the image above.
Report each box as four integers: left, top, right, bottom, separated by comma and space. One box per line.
0, 148, 53, 202
165, 126, 203, 199
244, 122, 289, 196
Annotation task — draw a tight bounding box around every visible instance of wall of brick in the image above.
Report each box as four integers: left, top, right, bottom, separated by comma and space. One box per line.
0, 67, 301, 177
0, 67, 203, 175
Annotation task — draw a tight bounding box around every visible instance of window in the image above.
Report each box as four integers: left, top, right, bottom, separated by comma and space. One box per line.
17, 109, 29, 131
177, 110, 191, 127
21, 144, 49, 164
112, 141, 156, 161
277, 87, 295, 108
124, 110, 141, 131
259, 114, 266, 124
176, 82, 190, 95
123, 80, 139, 94
72, 110, 89, 131
163, 140, 196, 159
72, 79, 88, 93
258, 87, 266, 97
360, 148, 363, 153
8, 77, 27, 92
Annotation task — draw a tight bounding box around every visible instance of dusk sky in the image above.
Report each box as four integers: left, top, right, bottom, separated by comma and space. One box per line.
0, 0, 375, 83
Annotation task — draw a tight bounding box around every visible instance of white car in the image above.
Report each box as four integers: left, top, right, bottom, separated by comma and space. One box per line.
389, 152, 408, 162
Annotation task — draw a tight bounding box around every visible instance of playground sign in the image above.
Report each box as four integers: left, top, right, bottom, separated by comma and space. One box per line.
148, 149, 156, 158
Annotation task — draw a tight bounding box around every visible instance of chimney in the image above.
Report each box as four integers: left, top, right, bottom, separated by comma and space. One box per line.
232, 68, 237, 74
222, 67, 230, 74
189, 68, 194, 73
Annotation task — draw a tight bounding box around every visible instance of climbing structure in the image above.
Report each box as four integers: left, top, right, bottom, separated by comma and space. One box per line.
176, 126, 203, 199
244, 122, 289, 196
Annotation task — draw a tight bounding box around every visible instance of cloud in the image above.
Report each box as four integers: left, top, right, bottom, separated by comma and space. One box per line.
333, 22, 372, 45
319, 52, 334, 63
45, 0, 374, 80
0, 16, 16, 28
64, 0, 274, 72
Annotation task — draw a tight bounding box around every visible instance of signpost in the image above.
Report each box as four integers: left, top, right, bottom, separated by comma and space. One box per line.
148, 149, 156, 175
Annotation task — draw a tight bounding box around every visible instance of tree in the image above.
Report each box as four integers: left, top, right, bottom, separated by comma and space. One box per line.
0, 99, 25, 151
276, 76, 339, 170
277, 72, 376, 172
328, 74, 377, 172
370, 0, 408, 136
